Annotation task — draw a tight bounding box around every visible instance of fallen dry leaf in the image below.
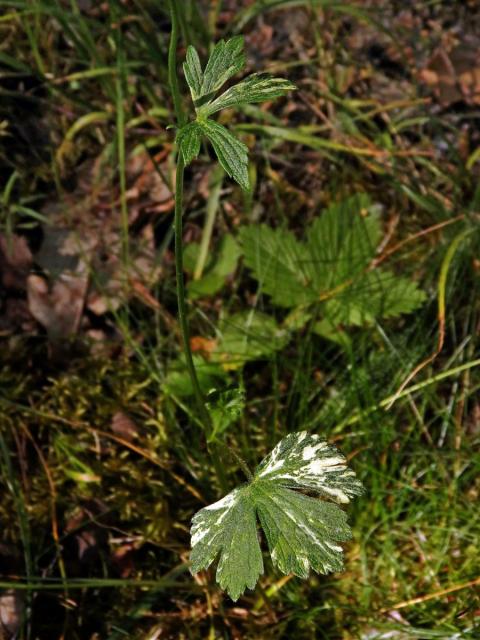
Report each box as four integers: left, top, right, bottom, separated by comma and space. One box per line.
0, 590, 24, 637
111, 411, 138, 442
0, 233, 32, 289
27, 271, 88, 339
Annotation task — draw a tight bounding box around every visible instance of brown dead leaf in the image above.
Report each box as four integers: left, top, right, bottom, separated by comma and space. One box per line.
87, 225, 161, 316
0, 590, 24, 638
190, 336, 217, 356
126, 150, 174, 218
111, 542, 137, 578
0, 233, 32, 289
111, 411, 138, 442
27, 271, 88, 339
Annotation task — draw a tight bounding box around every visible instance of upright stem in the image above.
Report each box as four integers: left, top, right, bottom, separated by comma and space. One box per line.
168, 1, 186, 129
167, 0, 230, 491
173, 156, 212, 433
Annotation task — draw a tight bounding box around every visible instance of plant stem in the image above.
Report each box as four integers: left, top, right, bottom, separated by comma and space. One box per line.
167, 0, 232, 491
229, 449, 253, 483
168, 1, 186, 129
173, 156, 212, 431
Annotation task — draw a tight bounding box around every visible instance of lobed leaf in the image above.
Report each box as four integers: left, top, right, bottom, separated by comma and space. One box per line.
199, 73, 296, 117
176, 121, 202, 166
240, 194, 426, 329
190, 431, 364, 600
305, 194, 382, 288
199, 119, 250, 190
190, 487, 264, 601
180, 38, 295, 190
254, 482, 351, 577
324, 270, 427, 326
201, 36, 246, 97
240, 224, 316, 307
255, 431, 364, 503
183, 45, 203, 100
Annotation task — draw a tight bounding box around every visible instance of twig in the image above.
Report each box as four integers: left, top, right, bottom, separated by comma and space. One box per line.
380, 576, 480, 613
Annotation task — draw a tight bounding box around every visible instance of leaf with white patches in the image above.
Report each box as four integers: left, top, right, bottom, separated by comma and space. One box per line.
190, 487, 263, 601
190, 431, 363, 600
198, 73, 296, 118
254, 482, 351, 577
255, 431, 364, 504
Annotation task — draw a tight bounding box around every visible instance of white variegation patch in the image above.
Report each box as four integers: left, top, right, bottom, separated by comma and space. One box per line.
255, 431, 363, 503
190, 430, 364, 601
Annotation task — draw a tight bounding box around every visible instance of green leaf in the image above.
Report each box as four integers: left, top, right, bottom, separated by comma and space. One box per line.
240, 194, 426, 330
188, 234, 241, 299
201, 36, 246, 97
199, 73, 296, 117
176, 121, 202, 166
163, 355, 226, 398
324, 270, 427, 326
305, 194, 382, 288
183, 45, 203, 101
200, 120, 250, 191
240, 224, 316, 307
206, 387, 246, 442
212, 311, 289, 369
191, 486, 263, 601
180, 39, 295, 190
191, 431, 364, 600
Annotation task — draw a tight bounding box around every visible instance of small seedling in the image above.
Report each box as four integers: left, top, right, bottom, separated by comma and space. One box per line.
166, 1, 363, 601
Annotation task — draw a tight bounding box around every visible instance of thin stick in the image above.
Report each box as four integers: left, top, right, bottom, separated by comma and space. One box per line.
380, 575, 480, 613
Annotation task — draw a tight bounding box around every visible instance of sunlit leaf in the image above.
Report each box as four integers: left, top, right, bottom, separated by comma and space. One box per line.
191, 431, 363, 600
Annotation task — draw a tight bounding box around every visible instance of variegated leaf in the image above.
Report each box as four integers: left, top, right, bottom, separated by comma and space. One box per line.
190, 487, 263, 601
199, 73, 296, 118
190, 431, 363, 600
255, 431, 364, 503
